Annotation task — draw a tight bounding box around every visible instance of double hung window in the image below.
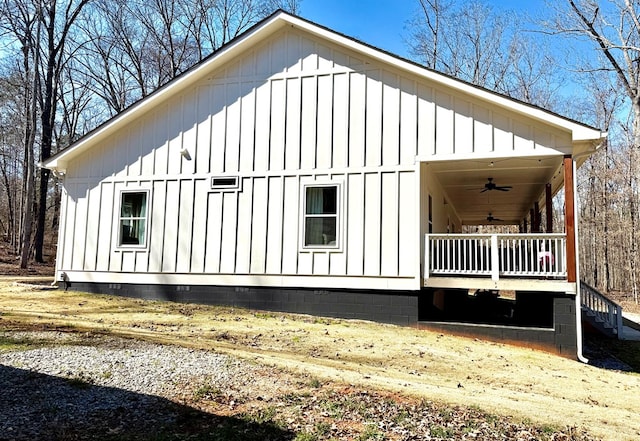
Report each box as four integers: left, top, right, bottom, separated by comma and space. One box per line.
303, 185, 339, 248
118, 191, 148, 247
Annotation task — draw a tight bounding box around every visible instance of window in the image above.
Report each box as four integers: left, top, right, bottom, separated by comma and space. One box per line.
118, 192, 148, 247
303, 185, 338, 248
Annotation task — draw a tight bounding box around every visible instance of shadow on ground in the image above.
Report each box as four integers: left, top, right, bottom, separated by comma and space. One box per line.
0, 364, 295, 441
583, 334, 640, 373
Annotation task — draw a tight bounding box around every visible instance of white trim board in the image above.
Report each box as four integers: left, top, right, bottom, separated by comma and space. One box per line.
59, 271, 421, 291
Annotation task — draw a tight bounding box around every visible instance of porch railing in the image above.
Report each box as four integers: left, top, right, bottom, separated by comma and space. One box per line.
580, 281, 623, 338
424, 233, 567, 281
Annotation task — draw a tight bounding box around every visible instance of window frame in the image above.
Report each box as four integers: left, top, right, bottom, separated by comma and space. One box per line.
300, 182, 342, 251
116, 189, 150, 250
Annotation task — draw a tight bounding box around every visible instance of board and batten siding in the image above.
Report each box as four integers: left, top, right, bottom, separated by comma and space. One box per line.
58, 171, 417, 289
56, 27, 571, 290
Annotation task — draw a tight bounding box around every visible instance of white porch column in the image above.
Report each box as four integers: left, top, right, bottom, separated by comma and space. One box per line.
424, 234, 430, 280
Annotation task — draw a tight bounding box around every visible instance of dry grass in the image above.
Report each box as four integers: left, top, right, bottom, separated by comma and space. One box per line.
0, 278, 638, 440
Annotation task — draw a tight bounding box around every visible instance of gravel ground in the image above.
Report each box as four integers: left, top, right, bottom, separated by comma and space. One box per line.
0, 330, 600, 441
0, 332, 249, 440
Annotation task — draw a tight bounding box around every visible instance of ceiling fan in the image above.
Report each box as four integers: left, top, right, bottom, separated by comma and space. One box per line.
480, 177, 512, 193
486, 213, 503, 222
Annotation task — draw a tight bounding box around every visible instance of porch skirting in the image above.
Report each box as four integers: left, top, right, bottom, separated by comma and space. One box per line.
418, 296, 577, 358
68, 282, 420, 326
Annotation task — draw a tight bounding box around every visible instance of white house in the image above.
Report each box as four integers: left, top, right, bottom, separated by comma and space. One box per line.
43, 11, 616, 359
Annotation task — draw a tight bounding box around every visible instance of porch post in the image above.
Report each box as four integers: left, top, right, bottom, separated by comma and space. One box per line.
564, 155, 577, 283
424, 234, 430, 280
530, 209, 535, 232
533, 201, 541, 233
545, 183, 553, 232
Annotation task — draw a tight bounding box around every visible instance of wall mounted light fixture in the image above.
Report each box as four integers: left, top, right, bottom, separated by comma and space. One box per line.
180, 148, 192, 160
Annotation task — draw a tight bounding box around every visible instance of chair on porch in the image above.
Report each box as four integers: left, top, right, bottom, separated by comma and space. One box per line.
538, 243, 554, 273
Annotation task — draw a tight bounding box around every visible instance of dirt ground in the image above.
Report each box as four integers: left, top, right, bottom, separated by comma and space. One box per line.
0, 279, 638, 440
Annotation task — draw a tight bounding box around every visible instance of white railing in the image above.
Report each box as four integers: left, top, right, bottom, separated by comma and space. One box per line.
424, 233, 567, 281
580, 281, 623, 337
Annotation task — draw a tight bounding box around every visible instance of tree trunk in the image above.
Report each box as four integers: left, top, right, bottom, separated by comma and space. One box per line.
20, 165, 34, 268
34, 167, 49, 261
51, 179, 60, 231
0, 158, 16, 249
603, 143, 611, 293
34, 0, 91, 263
629, 147, 639, 303
34, 4, 57, 263
20, 34, 38, 269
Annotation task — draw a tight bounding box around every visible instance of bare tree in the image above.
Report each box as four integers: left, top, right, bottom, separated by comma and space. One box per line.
33, 0, 91, 263
407, 0, 453, 70
0, 0, 42, 268
502, 33, 565, 109
0, 73, 26, 252
574, 70, 624, 294
407, 0, 562, 107
77, 0, 301, 117
545, 0, 640, 301
549, 0, 640, 146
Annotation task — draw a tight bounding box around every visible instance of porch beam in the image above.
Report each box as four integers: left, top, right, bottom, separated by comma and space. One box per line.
564, 155, 577, 282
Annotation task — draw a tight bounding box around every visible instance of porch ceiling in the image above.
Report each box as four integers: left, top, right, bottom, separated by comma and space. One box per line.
428, 155, 565, 225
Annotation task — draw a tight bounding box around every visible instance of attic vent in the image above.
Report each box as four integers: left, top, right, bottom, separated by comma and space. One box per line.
211, 176, 241, 192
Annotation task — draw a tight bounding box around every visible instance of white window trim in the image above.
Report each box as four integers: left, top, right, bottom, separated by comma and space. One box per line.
115, 189, 151, 250
300, 181, 343, 252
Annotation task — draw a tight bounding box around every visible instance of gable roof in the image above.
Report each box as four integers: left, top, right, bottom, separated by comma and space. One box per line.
43, 10, 604, 171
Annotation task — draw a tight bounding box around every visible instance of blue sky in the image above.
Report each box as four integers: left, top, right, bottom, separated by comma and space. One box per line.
300, 0, 549, 59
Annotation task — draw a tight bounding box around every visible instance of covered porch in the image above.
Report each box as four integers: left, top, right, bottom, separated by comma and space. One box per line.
417, 150, 624, 355
420, 154, 579, 293
416, 153, 588, 356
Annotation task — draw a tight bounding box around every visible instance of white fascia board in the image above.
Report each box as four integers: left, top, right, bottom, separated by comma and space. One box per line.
415, 150, 567, 164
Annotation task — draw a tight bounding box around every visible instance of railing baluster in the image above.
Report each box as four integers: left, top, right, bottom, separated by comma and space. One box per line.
431, 239, 436, 272
484, 237, 489, 273
462, 238, 467, 273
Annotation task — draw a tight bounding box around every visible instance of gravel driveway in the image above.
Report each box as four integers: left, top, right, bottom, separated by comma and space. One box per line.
0, 330, 601, 441
0, 332, 254, 440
